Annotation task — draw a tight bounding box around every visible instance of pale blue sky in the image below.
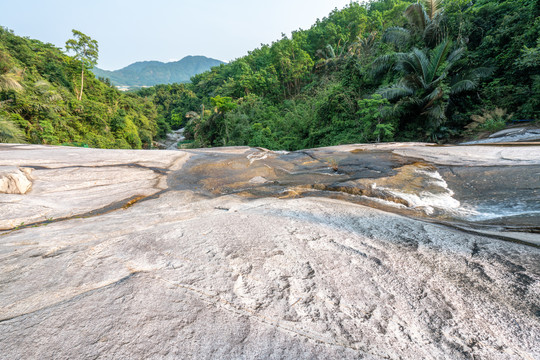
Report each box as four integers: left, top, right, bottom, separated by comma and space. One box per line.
1, 0, 354, 70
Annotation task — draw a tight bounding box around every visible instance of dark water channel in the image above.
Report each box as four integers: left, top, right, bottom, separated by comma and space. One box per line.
441, 166, 540, 229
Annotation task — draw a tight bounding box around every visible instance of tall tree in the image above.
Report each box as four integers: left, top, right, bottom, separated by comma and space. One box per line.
65, 30, 98, 101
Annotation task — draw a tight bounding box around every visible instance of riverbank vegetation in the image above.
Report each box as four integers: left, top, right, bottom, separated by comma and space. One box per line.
0, 0, 538, 149
138, 0, 539, 150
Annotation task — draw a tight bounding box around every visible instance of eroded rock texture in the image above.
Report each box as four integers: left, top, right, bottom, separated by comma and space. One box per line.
0, 166, 32, 194
0, 143, 539, 359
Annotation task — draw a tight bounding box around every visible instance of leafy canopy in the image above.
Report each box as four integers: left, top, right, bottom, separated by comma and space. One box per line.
65, 30, 98, 68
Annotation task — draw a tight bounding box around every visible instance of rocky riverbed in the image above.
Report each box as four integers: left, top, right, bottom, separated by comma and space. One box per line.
1, 143, 539, 359
154, 128, 186, 150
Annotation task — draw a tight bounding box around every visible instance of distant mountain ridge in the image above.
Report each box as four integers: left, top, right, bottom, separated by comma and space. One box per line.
92, 55, 224, 87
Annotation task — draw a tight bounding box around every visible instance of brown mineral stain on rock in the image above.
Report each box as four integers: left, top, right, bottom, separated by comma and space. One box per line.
170, 146, 540, 241
122, 195, 147, 209
173, 150, 457, 220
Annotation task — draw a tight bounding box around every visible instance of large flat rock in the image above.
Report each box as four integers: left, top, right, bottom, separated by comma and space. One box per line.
0, 145, 188, 229
0, 144, 539, 359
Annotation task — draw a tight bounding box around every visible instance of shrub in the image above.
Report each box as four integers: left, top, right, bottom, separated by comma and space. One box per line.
465, 108, 511, 133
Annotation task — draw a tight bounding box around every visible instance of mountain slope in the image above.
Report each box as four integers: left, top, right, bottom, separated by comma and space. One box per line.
92, 56, 225, 87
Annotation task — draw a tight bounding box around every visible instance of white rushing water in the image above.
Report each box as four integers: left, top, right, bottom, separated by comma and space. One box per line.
164, 128, 185, 150
462, 201, 540, 222
377, 169, 467, 215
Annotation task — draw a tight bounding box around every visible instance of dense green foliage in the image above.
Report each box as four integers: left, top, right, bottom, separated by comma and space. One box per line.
0, 27, 159, 148
1, 0, 537, 150
138, 0, 539, 150
91, 56, 224, 88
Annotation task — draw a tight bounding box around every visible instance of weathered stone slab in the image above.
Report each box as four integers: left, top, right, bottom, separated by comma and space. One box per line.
0, 146, 188, 229
0, 144, 538, 359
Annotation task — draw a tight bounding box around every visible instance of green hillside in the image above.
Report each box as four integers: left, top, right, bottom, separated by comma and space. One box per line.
0, 27, 165, 148
1, 0, 538, 150
137, 0, 539, 150
92, 56, 225, 87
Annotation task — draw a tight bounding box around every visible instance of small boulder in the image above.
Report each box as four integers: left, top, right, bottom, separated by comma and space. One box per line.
0, 167, 32, 194
248, 176, 269, 184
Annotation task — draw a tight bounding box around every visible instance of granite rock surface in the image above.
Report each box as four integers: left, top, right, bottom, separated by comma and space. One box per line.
0, 143, 539, 359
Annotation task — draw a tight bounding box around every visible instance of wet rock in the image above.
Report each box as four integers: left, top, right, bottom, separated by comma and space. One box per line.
462, 127, 540, 144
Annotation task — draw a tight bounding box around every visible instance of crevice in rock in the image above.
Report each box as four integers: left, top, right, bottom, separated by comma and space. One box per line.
0, 190, 168, 234
25, 163, 169, 175
0, 272, 141, 323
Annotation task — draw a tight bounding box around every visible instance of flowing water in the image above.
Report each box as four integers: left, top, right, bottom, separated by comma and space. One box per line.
440, 165, 540, 228
462, 127, 540, 144
156, 128, 185, 150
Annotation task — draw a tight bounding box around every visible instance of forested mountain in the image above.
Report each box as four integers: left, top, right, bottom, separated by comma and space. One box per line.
138, 0, 539, 150
0, 27, 165, 148
92, 56, 224, 88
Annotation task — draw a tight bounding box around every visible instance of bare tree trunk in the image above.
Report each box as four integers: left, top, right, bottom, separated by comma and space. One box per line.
377, 118, 381, 143
79, 63, 84, 101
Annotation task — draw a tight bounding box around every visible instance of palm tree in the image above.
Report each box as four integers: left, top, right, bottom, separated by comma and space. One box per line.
375, 40, 493, 138
184, 108, 210, 146
352, 32, 378, 62
383, 0, 446, 49
315, 40, 351, 73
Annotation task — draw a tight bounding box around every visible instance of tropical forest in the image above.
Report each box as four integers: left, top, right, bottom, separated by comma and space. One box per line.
1, 0, 539, 150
